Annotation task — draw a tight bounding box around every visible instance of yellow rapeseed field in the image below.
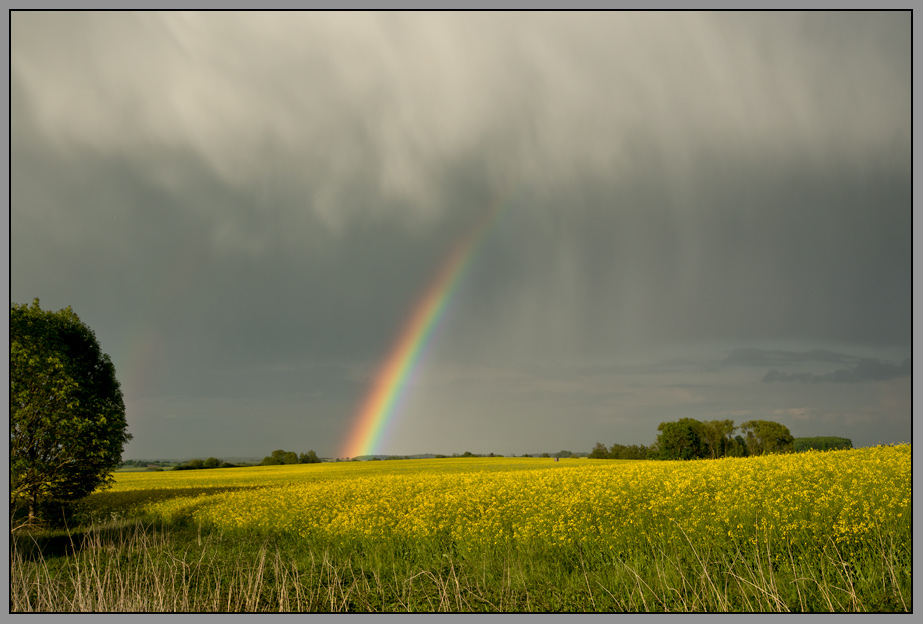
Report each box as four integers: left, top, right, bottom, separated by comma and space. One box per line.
88, 445, 910, 557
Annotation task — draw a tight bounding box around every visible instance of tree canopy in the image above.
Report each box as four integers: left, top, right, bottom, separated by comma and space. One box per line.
741, 420, 795, 455
650, 418, 790, 460
794, 436, 852, 452
593, 418, 842, 461
261, 449, 322, 465
10, 299, 131, 524
590, 442, 652, 460
655, 418, 708, 460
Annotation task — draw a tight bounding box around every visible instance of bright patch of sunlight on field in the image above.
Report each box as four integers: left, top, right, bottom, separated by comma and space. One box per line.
86, 446, 910, 557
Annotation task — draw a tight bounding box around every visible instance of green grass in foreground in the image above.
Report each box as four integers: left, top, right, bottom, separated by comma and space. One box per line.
10, 516, 910, 612
11, 449, 911, 612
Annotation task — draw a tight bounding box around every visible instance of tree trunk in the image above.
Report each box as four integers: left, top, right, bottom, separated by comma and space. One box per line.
28, 489, 38, 523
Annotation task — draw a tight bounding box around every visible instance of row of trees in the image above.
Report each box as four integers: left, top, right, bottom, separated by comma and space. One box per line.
457, 450, 578, 458
794, 436, 853, 452
656, 419, 796, 459
260, 449, 321, 465
591, 418, 797, 461
173, 457, 240, 470
589, 443, 653, 460
120, 459, 173, 469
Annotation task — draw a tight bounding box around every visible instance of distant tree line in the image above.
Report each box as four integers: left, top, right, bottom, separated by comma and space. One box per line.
173, 457, 241, 470
260, 449, 321, 465
793, 436, 853, 452
341, 451, 587, 461
121, 459, 174, 469
589, 443, 653, 460
455, 450, 580, 459
591, 419, 802, 461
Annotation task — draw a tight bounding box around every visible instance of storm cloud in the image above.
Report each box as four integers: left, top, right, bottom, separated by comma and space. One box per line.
10, 12, 912, 458
763, 357, 912, 384
723, 348, 856, 368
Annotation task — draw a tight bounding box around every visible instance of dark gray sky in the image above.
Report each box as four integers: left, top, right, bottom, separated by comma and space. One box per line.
10, 12, 912, 459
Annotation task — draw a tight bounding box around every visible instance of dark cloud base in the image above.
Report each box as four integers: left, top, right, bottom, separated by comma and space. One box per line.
763, 357, 911, 384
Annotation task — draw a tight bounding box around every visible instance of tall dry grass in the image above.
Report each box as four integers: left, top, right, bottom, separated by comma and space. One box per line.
10, 518, 910, 612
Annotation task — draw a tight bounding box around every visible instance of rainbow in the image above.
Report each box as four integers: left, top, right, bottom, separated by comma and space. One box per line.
341, 198, 507, 458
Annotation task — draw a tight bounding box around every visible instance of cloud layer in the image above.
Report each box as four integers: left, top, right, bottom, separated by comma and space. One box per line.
10, 12, 912, 457
763, 358, 912, 384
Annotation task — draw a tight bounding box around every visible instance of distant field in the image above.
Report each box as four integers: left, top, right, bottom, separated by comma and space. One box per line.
87, 447, 910, 556
13, 446, 911, 612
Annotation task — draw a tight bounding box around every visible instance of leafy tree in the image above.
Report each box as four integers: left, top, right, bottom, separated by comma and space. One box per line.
589, 442, 609, 459
726, 434, 749, 457
655, 418, 707, 460
700, 419, 736, 459
203, 457, 221, 469
554, 450, 573, 458
299, 450, 320, 464
11, 299, 131, 524
741, 420, 794, 455
173, 458, 204, 470
261, 449, 300, 465
611, 444, 651, 460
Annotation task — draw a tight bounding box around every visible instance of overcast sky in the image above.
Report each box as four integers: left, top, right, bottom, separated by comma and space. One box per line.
10, 11, 912, 459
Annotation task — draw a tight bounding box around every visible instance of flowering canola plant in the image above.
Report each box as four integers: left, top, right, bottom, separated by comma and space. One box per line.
89, 445, 910, 556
